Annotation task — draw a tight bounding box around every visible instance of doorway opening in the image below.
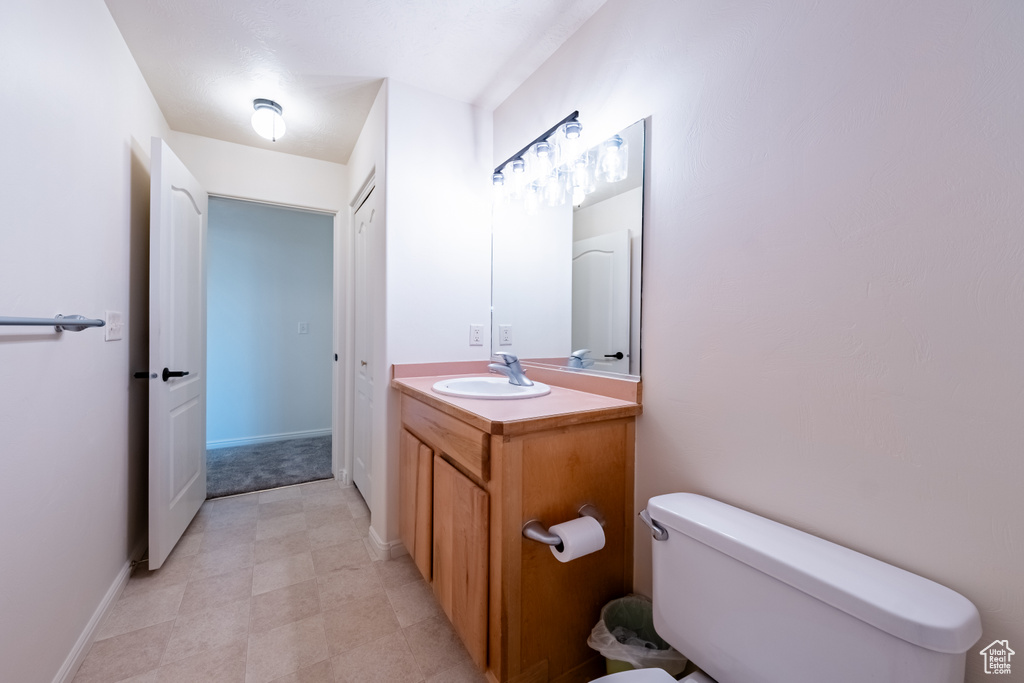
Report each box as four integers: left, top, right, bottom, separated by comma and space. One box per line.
206, 197, 336, 498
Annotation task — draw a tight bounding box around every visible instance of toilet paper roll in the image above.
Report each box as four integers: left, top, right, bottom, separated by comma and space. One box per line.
549, 515, 606, 563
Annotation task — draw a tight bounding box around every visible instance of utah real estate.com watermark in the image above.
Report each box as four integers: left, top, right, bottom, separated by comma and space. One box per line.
980, 640, 1014, 675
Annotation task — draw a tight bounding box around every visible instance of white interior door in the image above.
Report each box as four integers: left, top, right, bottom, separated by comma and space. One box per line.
149, 137, 208, 569
352, 186, 377, 499
572, 230, 631, 373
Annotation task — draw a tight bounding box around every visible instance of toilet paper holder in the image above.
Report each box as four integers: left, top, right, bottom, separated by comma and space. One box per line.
523, 504, 606, 551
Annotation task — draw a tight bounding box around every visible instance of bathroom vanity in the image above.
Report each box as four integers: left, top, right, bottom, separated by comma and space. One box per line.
392, 365, 641, 683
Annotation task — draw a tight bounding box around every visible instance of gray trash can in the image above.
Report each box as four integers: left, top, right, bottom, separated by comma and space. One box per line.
587, 594, 689, 676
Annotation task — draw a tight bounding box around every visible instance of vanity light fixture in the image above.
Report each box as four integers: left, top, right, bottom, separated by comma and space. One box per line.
251, 98, 286, 142
493, 111, 626, 209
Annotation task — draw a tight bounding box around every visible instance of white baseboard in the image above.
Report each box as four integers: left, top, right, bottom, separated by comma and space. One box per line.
206, 428, 331, 450
368, 526, 409, 561
54, 540, 147, 683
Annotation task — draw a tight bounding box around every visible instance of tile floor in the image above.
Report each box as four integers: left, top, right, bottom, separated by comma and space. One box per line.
72, 479, 488, 683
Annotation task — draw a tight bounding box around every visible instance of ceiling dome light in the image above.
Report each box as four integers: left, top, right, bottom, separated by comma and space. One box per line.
251, 99, 286, 141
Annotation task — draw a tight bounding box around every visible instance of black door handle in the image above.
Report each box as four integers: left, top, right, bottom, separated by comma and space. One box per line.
133, 371, 157, 379
162, 368, 190, 381
604, 352, 624, 360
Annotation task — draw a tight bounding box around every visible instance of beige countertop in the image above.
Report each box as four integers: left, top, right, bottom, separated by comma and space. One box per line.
391, 372, 642, 436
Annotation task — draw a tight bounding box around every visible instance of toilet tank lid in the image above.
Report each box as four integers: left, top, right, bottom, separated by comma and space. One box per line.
647, 493, 982, 654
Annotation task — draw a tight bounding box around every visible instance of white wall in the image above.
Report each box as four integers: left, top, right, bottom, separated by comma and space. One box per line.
495, 1, 1024, 678
369, 81, 493, 549
207, 198, 334, 445
0, 1, 170, 681
167, 131, 348, 214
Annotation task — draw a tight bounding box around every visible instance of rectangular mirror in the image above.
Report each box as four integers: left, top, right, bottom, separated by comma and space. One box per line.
492, 118, 645, 378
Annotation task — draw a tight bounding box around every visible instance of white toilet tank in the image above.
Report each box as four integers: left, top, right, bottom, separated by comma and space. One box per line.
645, 494, 982, 683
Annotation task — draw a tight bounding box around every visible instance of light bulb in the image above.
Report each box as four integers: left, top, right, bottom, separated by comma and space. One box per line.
251, 99, 286, 141
532, 140, 554, 177
598, 135, 627, 182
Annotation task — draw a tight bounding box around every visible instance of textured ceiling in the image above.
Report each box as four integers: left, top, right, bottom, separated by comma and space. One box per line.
104, 0, 607, 164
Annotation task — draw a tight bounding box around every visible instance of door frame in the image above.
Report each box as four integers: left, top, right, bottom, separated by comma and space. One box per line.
205, 193, 344, 480
344, 172, 376, 492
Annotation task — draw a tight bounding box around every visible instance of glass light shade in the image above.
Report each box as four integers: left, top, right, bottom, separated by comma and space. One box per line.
597, 135, 628, 182
531, 139, 555, 177
572, 152, 596, 196
542, 169, 568, 206
251, 100, 286, 141
556, 120, 584, 167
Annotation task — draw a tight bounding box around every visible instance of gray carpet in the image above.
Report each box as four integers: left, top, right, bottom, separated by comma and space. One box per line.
206, 435, 333, 499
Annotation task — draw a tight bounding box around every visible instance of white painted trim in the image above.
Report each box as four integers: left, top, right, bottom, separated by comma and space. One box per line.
54, 541, 146, 683
368, 525, 409, 561
206, 428, 331, 450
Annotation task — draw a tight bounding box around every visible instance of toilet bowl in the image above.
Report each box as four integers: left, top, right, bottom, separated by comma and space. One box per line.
607, 494, 982, 683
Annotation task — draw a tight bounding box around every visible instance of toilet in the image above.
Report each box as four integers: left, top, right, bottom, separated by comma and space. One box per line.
596, 493, 982, 683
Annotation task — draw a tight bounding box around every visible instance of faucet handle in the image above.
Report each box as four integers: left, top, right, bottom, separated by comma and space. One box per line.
570, 349, 590, 359
493, 351, 519, 364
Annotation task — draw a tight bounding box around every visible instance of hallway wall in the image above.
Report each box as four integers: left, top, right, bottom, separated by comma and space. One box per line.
0, 1, 170, 681
207, 199, 334, 446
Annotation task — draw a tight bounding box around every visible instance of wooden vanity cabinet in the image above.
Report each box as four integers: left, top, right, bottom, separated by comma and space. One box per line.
397, 389, 637, 683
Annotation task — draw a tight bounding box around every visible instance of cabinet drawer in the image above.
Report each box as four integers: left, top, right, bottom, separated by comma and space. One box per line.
401, 394, 489, 481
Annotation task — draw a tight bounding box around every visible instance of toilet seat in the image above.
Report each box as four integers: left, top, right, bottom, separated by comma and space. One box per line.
591, 669, 715, 683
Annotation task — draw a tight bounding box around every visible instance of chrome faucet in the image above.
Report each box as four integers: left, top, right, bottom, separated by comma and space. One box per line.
568, 349, 594, 369
488, 352, 534, 386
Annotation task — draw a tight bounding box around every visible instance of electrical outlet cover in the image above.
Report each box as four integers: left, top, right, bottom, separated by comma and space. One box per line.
469, 324, 484, 346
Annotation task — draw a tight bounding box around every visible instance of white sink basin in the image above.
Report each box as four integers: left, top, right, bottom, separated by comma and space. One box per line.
432, 376, 551, 400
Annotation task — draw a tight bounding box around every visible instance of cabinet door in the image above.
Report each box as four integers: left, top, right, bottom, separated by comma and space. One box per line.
399, 429, 433, 581
433, 455, 489, 670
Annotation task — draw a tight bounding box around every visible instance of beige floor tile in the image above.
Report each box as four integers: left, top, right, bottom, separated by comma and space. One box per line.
423, 659, 488, 683
200, 502, 259, 531
351, 515, 371, 535
386, 579, 442, 627
331, 633, 423, 683
73, 621, 173, 683
199, 519, 258, 553
316, 564, 383, 612
118, 672, 159, 683
259, 486, 304, 504
311, 540, 372, 576
123, 552, 196, 598
258, 498, 305, 520
347, 498, 370, 519
253, 551, 316, 595
304, 504, 351, 530
251, 579, 322, 633
403, 615, 472, 678
374, 555, 424, 589
268, 659, 335, 683
255, 529, 312, 564
96, 583, 186, 641
245, 613, 329, 683
191, 543, 255, 581
256, 512, 308, 541
299, 479, 340, 496
156, 641, 247, 682
362, 538, 382, 562
161, 598, 250, 665
307, 521, 361, 551
336, 486, 365, 504
178, 566, 253, 615
321, 592, 400, 656
173, 529, 204, 558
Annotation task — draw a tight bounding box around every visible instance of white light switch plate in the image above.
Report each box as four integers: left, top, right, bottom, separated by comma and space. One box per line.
105, 311, 123, 341
298, 322, 309, 334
